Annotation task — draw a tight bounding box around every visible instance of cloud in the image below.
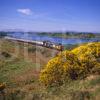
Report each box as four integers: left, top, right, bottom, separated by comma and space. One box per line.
17, 9, 32, 15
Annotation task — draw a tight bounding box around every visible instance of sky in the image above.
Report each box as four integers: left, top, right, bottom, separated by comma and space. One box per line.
0, 0, 100, 32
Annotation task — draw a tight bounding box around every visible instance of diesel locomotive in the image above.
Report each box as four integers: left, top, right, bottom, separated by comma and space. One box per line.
43, 41, 64, 51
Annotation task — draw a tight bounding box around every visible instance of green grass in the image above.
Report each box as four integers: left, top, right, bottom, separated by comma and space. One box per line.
0, 57, 36, 83
0, 39, 100, 100
32, 76, 100, 100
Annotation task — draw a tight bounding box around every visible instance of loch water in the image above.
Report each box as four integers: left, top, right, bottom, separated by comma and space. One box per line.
7, 32, 100, 45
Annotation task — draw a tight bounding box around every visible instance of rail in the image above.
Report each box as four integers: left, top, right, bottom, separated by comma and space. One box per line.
4, 37, 64, 51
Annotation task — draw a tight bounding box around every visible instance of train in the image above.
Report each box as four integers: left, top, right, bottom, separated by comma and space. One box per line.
5, 37, 64, 51
43, 40, 64, 51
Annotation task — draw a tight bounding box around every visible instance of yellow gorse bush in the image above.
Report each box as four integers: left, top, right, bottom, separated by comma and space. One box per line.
40, 42, 100, 86
40, 57, 64, 86
72, 42, 100, 74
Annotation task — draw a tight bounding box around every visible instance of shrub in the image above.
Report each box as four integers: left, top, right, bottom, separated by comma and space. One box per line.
72, 42, 100, 74
1, 52, 11, 58
40, 42, 100, 86
40, 51, 83, 86
0, 83, 6, 92
40, 57, 64, 86
58, 51, 83, 80
72, 42, 100, 61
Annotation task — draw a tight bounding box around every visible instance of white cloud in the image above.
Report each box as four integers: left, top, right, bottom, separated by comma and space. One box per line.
17, 9, 32, 15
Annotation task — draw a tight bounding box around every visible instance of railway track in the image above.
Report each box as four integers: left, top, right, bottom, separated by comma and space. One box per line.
4, 37, 64, 51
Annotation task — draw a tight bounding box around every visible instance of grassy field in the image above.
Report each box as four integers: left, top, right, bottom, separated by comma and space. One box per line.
0, 39, 59, 99
0, 39, 100, 100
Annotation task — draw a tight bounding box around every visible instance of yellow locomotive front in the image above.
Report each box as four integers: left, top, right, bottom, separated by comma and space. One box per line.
55, 44, 64, 51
